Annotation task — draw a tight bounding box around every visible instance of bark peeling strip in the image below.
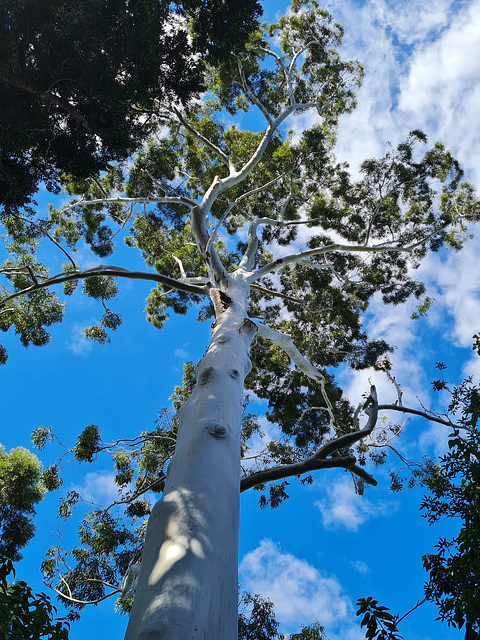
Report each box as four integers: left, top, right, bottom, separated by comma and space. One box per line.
198, 367, 215, 385
205, 422, 227, 439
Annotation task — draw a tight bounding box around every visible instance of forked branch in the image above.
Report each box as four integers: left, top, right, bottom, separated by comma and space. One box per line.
241, 387, 379, 491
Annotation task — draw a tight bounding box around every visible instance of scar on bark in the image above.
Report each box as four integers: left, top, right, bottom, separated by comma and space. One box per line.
210, 288, 232, 311
198, 367, 215, 385
239, 318, 257, 335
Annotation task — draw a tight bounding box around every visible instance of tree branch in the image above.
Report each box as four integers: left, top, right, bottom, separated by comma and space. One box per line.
238, 213, 318, 272
378, 404, 453, 427
0, 265, 208, 307
248, 242, 411, 283
173, 107, 236, 173
240, 387, 379, 491
60, 194, 198, 214
250, 283, 302, 305
207, 174, 286, 261
236, 58, 273, 124
240, 455, 360, 491
0, 68, 91, 130
191, 198, 230, 288
45, 580, 121, 606
317, 387, 378, 457
254, 321, 336, 427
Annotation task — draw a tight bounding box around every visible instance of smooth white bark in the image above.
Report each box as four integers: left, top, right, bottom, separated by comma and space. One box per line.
125, 278, 256, 640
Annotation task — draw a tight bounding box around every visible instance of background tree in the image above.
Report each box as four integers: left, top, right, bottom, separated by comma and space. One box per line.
355, 366, 480, 640
0, 0, 479, 639
0, 446, 45, 561
0, 555, 70, 640
0, 0, 262, 212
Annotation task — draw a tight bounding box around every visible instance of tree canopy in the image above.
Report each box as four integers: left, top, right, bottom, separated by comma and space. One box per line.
0, 0, 479, 638
0, 0, 262, 212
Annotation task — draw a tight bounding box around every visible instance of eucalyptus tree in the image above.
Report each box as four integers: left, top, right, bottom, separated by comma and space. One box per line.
0, 1, 478, 639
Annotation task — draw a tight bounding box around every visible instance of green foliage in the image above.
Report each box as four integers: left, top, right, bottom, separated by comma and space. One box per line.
238, 591, 329, 640
170, 362, 198, 412
0, 446, 45, 561
82, 311, 122, 344
43, 510, 142, 620
31, 426, 54, 451
73, 425, 101, 463
420, 378, 480, 635
0, 555, 69, 639
37, 409, 178, 612
41, 465, 63, 492
356, 598, 402, 640
238, 591, 280, 640
57, 491, 80, 520
473, 334, 480, 357
0, 0, 262, 212
289, 621, 329, 639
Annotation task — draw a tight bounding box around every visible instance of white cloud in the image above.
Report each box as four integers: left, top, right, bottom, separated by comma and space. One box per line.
418, 235, 480, 351
67, 324, 93, 356
349, 559, 370, 574
239, 539, 352, 629
174, 346, 190, 359
311, 0, 480, 188
397, 0, 480, 181
72, 471, 119, 505
315, 477, 398, 531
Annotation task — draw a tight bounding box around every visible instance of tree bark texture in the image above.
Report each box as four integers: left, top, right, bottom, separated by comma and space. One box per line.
125, 278, 256, 640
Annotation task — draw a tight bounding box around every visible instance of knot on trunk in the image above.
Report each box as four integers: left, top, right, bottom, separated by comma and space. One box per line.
205, 422, 227, 439
239, 318, 257, 337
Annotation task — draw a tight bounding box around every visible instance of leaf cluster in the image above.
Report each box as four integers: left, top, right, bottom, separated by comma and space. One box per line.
420, 378, 480, 635
38, 411, 178, 613
356, 598, 402, 640
0, 446, 45, 561
0, 555, 69, 640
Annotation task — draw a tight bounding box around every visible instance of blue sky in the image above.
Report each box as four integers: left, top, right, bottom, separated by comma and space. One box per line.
2, 0, 480, 639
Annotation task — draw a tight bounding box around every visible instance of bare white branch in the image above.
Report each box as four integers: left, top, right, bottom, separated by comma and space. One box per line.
254, 321, 335, 428
248, 242, 411, 283
172, 107, 236, 174
0, 265, 207, 308
60, 194, 198, 213
236, 59, 273, 124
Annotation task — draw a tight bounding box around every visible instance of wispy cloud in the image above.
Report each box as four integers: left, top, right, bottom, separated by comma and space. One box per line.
67, 323, 93, 356
72, 471, 119, 505
315, 477, 398, 531
174, 345, 190, 359
349, 559, 370, 574
239, 539, 368, 639
323, 0, 480, 184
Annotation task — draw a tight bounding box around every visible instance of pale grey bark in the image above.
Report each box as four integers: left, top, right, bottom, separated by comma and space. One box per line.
125, 277, 256, 640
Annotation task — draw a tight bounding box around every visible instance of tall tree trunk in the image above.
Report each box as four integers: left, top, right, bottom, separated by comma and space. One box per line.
125, 278, 255, 640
